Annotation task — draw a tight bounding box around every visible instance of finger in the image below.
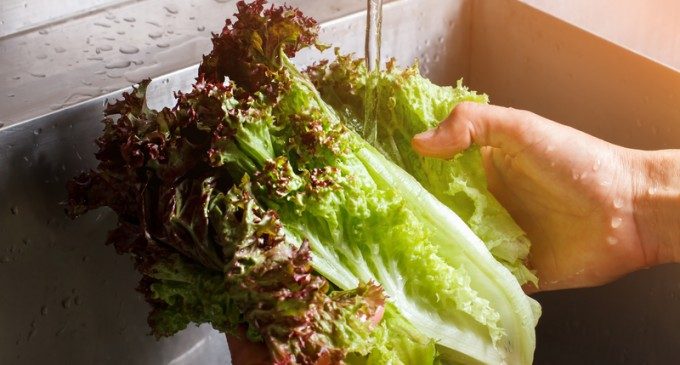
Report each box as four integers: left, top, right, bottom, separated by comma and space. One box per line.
412, 102, 533, 159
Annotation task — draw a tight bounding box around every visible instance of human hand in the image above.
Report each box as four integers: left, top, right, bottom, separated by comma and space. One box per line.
412, 102, 663, 292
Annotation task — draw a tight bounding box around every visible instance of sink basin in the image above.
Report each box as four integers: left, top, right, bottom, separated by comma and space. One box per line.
1, 0, 679, 363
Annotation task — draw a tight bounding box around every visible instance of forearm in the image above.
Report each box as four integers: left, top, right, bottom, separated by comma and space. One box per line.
633, 149, 680, 266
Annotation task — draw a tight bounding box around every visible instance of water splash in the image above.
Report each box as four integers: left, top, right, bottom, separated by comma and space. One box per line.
363, 0, 384, 144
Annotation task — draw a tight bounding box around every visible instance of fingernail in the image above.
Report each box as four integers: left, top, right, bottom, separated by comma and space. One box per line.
413, 128, 437, 142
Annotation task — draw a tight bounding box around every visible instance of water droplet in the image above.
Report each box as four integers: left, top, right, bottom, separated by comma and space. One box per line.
613, 198, 623, 209
116, 30, 125, 35
119, 45, 139, 54
592, 159, 600, 171
93, 22, 111, 28
95, 44, 113, 53
55, 324, 67, 337
599, 180, 611, 187
167, 29, 174, 34
74, 296, 82, 306
148, 31, 163, 39
123, 17, 136, 22
12, 76, 20, 80
82, 255, 90, 262
156, 43, 170, 48
38, 29, 48, 35
648, 186, 656, 196
164, 5, 179, 14
103, 36, 116, 41
10, 206, 18, 215
197, 25, 205, 31
33, 128, 42, 135
41, 306, 48, 316
146, 21, 161, 27
105, 13, 116, 20
87, 56, 103, 61
106, 71, 123, 79
7, 93, 15, 98
104, 60, 131, 69
611, 217, 623, 229
61, 297, 72, 309
545, 144, 554, 153
27, 323, 36, 341
54, 46, 66, 53
607, 236, 618, 245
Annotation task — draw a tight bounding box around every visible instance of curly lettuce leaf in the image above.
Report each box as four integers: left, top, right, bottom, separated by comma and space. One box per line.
66, 79, 386, 365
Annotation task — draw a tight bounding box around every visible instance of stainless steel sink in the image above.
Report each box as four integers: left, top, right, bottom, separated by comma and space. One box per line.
2, 0, 680, 364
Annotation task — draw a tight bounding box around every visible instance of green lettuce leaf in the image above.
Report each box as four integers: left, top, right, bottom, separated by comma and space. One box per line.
308, 54, 538, 286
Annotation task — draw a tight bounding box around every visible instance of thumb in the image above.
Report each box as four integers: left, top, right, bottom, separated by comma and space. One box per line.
412, 102, 530, 159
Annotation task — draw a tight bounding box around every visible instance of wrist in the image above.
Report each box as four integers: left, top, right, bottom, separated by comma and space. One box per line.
632, 149, 680, 266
